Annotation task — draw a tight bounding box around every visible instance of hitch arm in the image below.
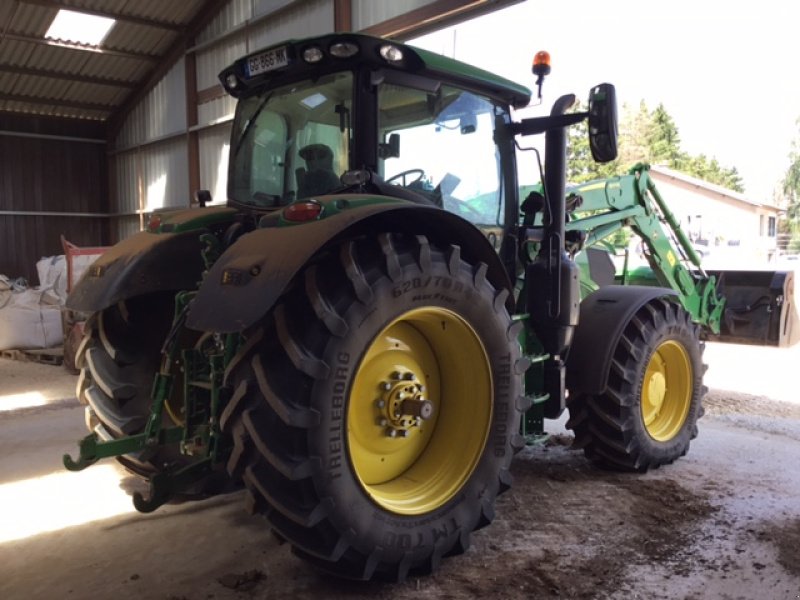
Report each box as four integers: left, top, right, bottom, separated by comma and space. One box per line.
63, 427, 184, 472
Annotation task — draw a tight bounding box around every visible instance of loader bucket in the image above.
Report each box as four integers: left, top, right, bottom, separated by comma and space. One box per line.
709, 269, 800, 347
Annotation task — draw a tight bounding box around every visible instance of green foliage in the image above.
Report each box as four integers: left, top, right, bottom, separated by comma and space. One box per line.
683, 154, 744, 192
783, 123, 800, 229
648, 103, 682, 165
565, 102, 619, 184
789, 236, 800, 254
567, 100, 744, 193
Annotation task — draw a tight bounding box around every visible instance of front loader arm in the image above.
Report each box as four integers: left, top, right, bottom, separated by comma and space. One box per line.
564, 164, 725, 333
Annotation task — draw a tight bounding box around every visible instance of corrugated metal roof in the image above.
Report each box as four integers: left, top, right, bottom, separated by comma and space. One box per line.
0, 0, 216, 121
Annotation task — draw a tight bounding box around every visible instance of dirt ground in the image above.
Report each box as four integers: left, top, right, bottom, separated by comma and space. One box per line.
1, 340, 800, 599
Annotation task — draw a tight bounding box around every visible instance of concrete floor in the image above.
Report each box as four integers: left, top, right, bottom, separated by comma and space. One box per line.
1, 343, 799, 599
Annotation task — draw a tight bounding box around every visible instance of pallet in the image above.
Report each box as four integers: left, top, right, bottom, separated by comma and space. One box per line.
0, 347, 63, 366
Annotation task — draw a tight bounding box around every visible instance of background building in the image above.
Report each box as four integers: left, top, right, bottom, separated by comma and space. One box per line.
649, 164, 782, 266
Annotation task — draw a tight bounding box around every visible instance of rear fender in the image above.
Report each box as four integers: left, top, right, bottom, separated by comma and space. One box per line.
566, 285, 678, 395
708, 269, 799, 347
66, 230, 205, 313
186, 204, 512, 333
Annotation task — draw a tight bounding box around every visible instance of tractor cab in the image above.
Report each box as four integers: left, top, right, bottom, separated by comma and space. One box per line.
221, 33, 529, 239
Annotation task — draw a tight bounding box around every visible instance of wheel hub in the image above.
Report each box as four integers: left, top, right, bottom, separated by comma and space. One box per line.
641, 340, 692, 441
347, 307, 493, 515
377, 371, 434, 438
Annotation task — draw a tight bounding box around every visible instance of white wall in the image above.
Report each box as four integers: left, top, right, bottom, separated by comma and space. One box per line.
111, 59, 189, 238
650, 172, 779, 264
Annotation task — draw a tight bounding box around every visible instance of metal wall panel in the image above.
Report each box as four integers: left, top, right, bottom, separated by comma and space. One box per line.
199, 124, 233, 205
249, 0, 333, 49
197, 0, 251, 45
114, 151, 139, 215
112, 216, 144, 242
116, 58, 187, 149
0, 127, 109, 282
196, 34, 248, 91
198, 95, 237, 128
254, 0, 300, 18
352, 0, 431, 30
140, 139, 190, 212
111, 138, 189, 241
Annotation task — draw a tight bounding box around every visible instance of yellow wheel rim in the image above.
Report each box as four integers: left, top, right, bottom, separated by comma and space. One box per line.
348, 307, 492, 515
641, 340, 692, 441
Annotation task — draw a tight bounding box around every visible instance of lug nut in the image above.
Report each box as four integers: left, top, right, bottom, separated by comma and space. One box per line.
380, 382, 392, 391
404, 372, 416, 381
400, 430, 410, 438
387, 429, 397, 438
376, 399, 386, 408
379, 418, 388, 426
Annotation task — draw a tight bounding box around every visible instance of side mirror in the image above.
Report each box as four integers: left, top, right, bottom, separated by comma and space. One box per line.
378, 133, 400, 159
588, 83, 618, 163
194, 189, 212, 207
460, 114, 477, 134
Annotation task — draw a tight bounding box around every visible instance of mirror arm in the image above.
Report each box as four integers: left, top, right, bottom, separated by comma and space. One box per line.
508, 111, 587, 137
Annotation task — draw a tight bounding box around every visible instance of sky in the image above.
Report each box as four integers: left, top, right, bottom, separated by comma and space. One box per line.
410, 0, 800, 203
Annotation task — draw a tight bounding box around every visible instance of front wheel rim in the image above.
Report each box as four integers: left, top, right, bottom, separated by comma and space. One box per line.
348, 307, 492, 515
641, 340, 692, 441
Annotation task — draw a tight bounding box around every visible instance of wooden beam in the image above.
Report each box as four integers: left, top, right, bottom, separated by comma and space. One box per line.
334, 0, 352, 32
0, 64, 137, 88
19, 0, 184, 31
185, 50, 200, 197
3, 32, 158, 62
197, 84, 225, 105
0, 91, 113, 113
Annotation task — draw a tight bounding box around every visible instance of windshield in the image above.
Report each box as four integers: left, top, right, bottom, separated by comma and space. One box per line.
229, 71, 353, 207
378, 82, 506, 229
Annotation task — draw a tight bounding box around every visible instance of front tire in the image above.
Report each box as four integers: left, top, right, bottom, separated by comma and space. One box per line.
222, 233, 525, 581
567, 297, 705, 471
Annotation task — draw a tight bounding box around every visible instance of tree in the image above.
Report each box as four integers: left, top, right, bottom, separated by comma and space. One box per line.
566, 100, 745, 193
617, 100, 654, 166
781, 122, 800, 252
683, 154, 744, 193
783, 129, 800, 219
648, 103, 683, 166
565, 100, 618, 183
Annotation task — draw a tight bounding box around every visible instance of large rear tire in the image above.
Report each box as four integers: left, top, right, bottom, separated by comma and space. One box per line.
566, 297, 705, 471
222, 233, 525, 581
76, 293, 197, 477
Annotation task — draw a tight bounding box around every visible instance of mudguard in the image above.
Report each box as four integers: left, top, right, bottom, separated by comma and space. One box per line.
66, 230, 206, 313
186, 203, 512, 333
565, 285, 678, 395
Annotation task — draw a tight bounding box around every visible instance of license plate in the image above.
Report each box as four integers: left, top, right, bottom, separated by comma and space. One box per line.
246, 46, 289, 78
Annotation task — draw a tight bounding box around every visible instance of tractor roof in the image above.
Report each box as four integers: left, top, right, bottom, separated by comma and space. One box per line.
220, 32, 532, 109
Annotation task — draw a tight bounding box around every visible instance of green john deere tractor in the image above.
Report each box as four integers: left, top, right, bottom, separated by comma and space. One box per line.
64, 32, 798, 581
